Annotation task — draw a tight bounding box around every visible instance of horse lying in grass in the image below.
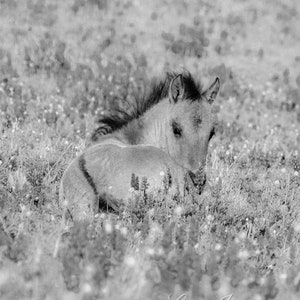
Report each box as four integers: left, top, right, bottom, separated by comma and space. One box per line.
60, 72, 220, 220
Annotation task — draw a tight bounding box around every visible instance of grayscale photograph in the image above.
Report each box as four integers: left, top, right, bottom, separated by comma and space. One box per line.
0, 0, 299, 299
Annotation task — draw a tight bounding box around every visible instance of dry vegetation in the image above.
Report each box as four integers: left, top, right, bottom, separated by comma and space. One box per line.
0, 0, 300, 299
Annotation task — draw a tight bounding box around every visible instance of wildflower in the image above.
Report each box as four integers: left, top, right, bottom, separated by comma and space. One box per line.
295, 171, 299, 176
146, 248, 155, 256
279, 273, 287, 282
85, 264, 94, 275
274, 180, 280, 186
101, 286, 109, 295
125, 256, 136, 267
260, 277, 266, 285
253, 294, 263, 300
104, 222, 112, 234
238, 232, 247, 240
99, 213, 106, 219
156, 247, 164, 256
149, 223, 162, 240
82, 283, 92, 294
159, 171, 165, 176
206, 214, 213, 222
174, 206, 183, 216
238, 250, 249, 260
120, 227, 128, 236
294, 272, 300, 287
294, 223, 300, 232
148, 208, 155, 217
20, 204, 26, 212
218, 281, 231, 299
215, 243, 222, 251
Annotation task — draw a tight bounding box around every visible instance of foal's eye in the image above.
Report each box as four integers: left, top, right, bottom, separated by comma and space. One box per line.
172, 122, 182, 138
173, 127, 182, 137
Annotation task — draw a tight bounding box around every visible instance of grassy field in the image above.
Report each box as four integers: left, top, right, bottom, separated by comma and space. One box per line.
0, 0, 300, 299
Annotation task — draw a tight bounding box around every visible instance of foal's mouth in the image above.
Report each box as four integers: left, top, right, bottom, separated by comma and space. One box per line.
187, 169, 207, 194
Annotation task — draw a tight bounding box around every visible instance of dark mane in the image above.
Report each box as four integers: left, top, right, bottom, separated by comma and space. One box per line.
91, 72, 203, 141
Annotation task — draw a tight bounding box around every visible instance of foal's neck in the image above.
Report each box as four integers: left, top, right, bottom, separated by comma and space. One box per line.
113, 98, 171, 149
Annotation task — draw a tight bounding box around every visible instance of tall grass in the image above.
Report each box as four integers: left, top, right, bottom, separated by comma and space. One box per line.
0, 0, 299, 299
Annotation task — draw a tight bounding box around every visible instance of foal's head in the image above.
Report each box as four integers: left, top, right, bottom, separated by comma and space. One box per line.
92, 72, 220, 176
165, 73, 220, 173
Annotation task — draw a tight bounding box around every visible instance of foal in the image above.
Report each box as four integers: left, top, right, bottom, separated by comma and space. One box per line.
60, 72, 220, 220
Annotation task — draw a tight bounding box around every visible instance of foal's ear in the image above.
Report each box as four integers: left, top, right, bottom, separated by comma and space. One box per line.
169, 74, 185, 103
202, 77, 220, 104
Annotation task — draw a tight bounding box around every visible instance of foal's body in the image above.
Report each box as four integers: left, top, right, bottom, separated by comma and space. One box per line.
60, 72, 220, 220
61, 141, 187, 218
